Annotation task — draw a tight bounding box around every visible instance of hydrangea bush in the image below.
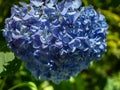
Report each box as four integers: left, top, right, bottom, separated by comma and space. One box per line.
3, 0, 108, 83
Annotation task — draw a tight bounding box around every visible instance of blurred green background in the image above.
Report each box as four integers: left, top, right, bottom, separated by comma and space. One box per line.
0, 0, 120, 90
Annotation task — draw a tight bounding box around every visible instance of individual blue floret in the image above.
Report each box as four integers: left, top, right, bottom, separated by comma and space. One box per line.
3, 0, 108, 83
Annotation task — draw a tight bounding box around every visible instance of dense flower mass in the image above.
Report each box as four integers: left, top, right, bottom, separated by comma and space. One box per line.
3, 0, 108, 83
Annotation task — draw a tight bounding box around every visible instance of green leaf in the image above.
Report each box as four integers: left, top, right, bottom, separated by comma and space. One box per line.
0, 52, 15, 73
0, 58, 22, 76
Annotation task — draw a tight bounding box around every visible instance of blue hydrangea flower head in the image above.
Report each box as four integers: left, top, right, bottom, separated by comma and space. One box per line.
3, 0, 108, 83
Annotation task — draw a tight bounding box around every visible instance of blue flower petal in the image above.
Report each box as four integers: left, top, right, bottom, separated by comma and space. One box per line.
30, 0, 44, 7
3, 0, 108, 84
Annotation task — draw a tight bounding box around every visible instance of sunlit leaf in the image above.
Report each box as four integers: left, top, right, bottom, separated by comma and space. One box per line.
100, 9, 120, 26
0, 52, 15, 73
0, 58, 22, 76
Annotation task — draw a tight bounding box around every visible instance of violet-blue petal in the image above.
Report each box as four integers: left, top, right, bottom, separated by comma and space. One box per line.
3, 0, 108, 84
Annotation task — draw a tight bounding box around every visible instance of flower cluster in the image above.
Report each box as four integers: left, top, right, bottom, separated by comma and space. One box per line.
3, 0, 108, 83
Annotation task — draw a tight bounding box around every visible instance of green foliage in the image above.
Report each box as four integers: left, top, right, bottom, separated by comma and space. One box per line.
104, 72, 120, 90
0, 52, 15, 73
8, 82, 38, 90
0, 0, 120, 90
0, 58, 22, 76
101, 9, 120, 27
107, 32, 120, 58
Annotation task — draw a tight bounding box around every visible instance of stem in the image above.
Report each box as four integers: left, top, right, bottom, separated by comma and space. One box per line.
8, 83, 29, 90
0, 77, 7, 90
8, 82, 38, 90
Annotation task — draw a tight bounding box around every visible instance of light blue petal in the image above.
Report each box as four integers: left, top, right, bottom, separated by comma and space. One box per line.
31, 0, 44, 7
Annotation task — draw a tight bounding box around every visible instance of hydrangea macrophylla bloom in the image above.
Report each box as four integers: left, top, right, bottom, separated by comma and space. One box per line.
3, 0, 108, 83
